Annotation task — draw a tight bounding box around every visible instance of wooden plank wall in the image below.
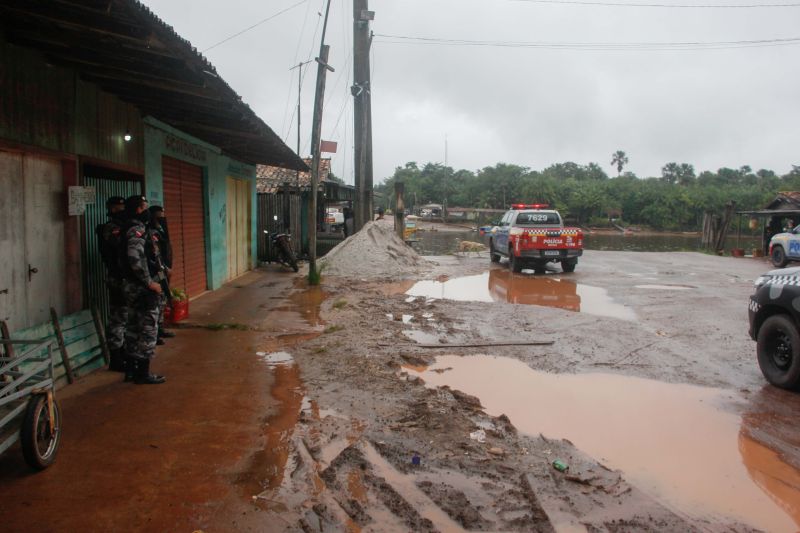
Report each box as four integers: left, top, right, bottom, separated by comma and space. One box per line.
0, 39, 144, 169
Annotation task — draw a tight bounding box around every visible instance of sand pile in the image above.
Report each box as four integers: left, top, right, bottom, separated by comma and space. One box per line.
320, 222, 431, 278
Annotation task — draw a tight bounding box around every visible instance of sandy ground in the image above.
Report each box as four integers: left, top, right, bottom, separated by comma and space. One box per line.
2, 237, 799, 532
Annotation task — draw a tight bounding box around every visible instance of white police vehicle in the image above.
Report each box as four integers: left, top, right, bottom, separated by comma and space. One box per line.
768, 227, 800, 268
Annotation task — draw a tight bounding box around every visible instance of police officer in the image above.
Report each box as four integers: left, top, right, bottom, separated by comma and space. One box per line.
96, 196, 128, 372
122, 195, 166, 385
148, 205, 175, 344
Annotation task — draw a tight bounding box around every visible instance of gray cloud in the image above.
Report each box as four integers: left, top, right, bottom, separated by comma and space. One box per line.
145, 0, 800, 182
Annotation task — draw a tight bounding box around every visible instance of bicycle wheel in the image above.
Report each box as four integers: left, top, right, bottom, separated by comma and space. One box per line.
21, 393, 62, 470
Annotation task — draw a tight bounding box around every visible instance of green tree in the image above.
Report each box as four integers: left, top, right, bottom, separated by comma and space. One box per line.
661, 162, 695, 185
611, 150, 629, 177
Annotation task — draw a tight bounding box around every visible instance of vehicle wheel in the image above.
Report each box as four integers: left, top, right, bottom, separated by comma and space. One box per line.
757, 314, 800, 389
21, 394, 61, 470
771, 246, 788, 268
509, 251, 523, 273
489, 240, 500, 263
562, 259, 577, 273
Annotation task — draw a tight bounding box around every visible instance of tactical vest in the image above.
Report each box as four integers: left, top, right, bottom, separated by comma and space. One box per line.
120, 221, 164, 282
96, 218, 125, 279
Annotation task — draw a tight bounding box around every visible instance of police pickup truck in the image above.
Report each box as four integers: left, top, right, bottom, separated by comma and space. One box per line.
768, 226, 800, 268
489, 204, 583, 273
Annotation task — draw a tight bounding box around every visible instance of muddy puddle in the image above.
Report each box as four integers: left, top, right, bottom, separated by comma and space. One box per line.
407, 355, 800, 532
406, 268, 636, 321
245, 283, 329, 505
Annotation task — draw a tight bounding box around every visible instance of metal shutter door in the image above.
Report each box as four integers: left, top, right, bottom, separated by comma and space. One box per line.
162, 156, 207, 299
180, 162, 207, 297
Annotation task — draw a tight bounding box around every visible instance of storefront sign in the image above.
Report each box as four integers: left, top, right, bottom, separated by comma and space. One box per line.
165, 134, 207, 163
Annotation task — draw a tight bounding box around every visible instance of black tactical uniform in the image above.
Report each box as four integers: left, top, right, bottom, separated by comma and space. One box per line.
96, 196, 128, 372
121, 195, 166, 385
149, 206, 175, 343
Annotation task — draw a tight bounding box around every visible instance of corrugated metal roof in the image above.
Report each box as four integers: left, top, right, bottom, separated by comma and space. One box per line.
0, 0, 306, 170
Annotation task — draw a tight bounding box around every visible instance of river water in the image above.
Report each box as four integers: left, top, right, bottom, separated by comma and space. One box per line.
411, 229, 762, 256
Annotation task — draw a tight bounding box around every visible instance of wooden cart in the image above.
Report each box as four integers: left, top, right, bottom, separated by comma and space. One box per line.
0, 338, 62, 470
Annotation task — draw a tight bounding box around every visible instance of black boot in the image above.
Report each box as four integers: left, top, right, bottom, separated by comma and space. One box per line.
159, 328, 176, 338
108, 348, 127, 373
124, 358, 137, 382
134, 359, 166, 385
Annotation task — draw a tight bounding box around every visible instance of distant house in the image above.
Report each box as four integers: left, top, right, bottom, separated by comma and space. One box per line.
737, 192, 800, 254
256, 158, 354, 258
257, 158, 332, 193
765, 192, 800, 211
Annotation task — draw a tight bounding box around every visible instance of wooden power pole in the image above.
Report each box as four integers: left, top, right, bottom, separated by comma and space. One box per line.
353, 0, 374, 232
308, 0, 334, 280
394, 181, 405, 241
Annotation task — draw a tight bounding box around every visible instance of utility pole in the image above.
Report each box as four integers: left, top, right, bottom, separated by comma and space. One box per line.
352, 0, 374, 231
443, 134, 448, 222
395, 181, 405, 241
308, 0, 334, 281
288, 60, 310, 233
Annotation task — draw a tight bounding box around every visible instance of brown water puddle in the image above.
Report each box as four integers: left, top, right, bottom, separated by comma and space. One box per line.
407, 355, 800, 532
288, 282, 328, 327
406, 269, 636, 321
250, 356, 304, 501
245, 283, 328, 506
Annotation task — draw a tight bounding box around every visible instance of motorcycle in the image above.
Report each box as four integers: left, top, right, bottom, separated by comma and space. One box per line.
265, 229, 299, 272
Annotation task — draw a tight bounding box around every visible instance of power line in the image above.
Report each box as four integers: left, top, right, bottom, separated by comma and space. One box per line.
202, 0, 309, 53
282, 0, 316, 140
374, 33, 800, 50
511, 0, 800, 7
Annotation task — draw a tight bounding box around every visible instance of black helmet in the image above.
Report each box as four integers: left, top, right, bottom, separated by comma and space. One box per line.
106, 196, 125, 210
125, 195, 147, 216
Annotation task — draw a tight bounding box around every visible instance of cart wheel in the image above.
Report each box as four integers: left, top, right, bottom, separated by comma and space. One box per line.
21, 393, 61, 470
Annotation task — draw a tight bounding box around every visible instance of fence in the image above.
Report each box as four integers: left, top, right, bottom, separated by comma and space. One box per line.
257, 192, 303, 262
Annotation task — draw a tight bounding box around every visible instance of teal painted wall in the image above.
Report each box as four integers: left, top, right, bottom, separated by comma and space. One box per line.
143, 118, 257, 291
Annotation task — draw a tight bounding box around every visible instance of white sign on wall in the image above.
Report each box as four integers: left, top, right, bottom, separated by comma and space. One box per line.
68, 186, 96, 216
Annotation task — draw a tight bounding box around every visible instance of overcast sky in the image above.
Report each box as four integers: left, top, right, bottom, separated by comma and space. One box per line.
144, 0, 799, 183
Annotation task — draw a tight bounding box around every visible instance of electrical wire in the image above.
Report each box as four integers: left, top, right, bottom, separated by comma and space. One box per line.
282, 0, 316, 140
202, 0, 309, 53
510, 0, 800, 7
374, 33, 800, 51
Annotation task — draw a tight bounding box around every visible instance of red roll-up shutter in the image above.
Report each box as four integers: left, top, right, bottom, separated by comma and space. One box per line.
162, 156, 207, 299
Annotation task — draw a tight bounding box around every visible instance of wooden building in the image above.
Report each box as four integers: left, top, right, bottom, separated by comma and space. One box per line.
0, 0, 305, 333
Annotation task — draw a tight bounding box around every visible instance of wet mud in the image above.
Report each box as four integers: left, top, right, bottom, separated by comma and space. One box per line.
3, 250, 800, 532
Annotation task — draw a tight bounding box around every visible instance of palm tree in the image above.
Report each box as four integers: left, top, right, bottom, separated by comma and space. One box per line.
611, 150, 628, 176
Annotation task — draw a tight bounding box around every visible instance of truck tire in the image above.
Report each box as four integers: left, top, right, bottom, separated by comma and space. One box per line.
771, 246, 788, 268
509, 250, 523, 273
489, 239, 501, 263
757, 314, 800, 390
562, 258, 577, 273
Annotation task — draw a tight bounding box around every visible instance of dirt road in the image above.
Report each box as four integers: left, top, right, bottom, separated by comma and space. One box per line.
1, 249, 799, 532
